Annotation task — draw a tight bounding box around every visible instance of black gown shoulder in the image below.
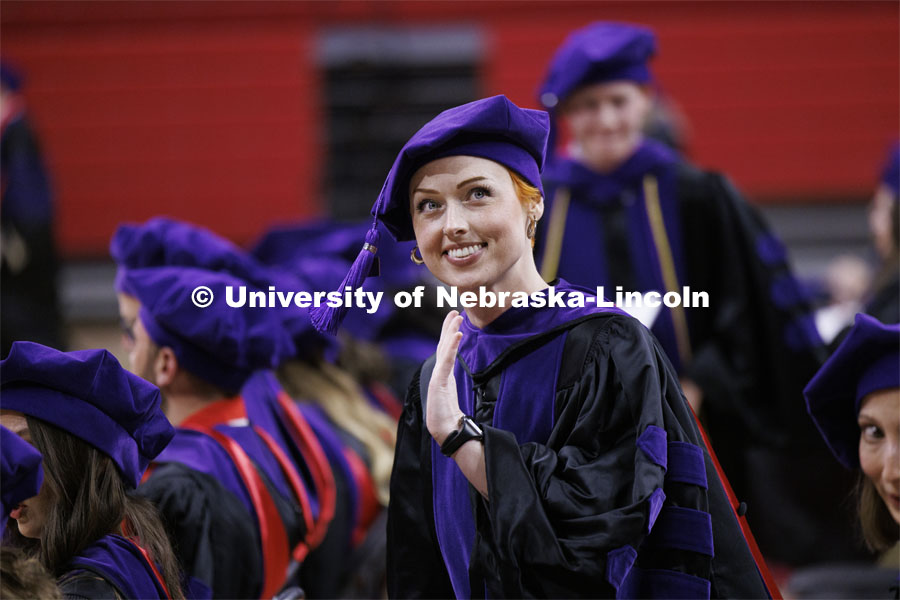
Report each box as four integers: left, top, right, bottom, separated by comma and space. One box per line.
138, 462, 263, 599
58, 570, 122, 600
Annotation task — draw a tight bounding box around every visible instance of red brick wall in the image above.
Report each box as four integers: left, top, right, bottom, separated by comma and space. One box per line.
486, 2, 898, 199
3, 2, 324, 256
3, 1, 897, 255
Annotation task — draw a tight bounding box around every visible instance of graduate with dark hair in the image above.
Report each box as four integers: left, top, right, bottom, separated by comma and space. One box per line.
806, 314, 900, 550
312, 95, 773, 598
111, 218, 390, 598
114, 265, 312, 599
534, 21, 859, 566
1, 343, 182, 599
1, 425, 61, 600
797, 314, 900, 598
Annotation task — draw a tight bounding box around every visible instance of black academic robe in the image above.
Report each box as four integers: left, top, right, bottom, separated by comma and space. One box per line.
138, 463, 262, 599
141, 397, 313, 600
535, 143, 863, 565
388, 298, 770, 599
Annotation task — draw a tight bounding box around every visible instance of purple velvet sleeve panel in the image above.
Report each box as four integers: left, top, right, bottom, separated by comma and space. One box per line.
468, 315, 720, 598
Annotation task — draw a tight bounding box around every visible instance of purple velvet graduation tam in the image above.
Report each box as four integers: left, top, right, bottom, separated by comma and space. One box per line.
310, 95, 549, 334
252, 220, 372, 266
251, 220, 372, 294
879, 142, 899, 197
123, 266, 296, 393
111, 217, 333, 360
253, 219, 420, 343
254, 220, 444, 364
111, 217, 262, 283
252, 219, 429, 292
538, 22, 656, 109
804, 314, 900, 469
1, 425, 43, 529
375, 95, 549, 242
0, 342, 174, 488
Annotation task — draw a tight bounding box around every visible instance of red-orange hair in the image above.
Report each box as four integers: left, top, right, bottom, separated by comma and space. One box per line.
507, 169, 542, 247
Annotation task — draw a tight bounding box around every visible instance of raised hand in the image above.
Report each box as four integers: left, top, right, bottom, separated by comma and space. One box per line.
426, 310, 466, 445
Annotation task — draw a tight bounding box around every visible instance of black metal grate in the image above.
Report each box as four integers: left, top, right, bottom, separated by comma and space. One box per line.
318, 27, 482, 220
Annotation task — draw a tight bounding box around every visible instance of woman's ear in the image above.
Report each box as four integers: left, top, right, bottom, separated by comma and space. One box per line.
532, 196, 545, 222
637, 84, 654, 123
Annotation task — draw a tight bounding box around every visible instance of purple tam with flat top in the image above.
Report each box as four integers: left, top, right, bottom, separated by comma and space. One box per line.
538, 21, 657, 110
123, 266, 297, 394
1, 342, 174, 488
804, 313, 900, 469
111, 218, 257, 281
111, 217, 332, 360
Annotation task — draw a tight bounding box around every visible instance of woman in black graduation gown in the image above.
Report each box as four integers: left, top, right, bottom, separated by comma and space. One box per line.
311, 95, 772, 599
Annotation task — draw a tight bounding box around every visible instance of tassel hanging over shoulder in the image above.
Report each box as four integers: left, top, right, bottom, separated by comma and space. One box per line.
309, 223, 380, 335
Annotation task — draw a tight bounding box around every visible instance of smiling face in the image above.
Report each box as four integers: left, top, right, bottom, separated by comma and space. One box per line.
409, 155, 544, 295
858, 387, 900, 524
561, 80, 651, 172
0, 410, 53, 539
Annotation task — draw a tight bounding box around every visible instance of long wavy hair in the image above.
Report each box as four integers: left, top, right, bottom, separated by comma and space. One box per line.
278, 358, 397, 506
5, 417, 185, 599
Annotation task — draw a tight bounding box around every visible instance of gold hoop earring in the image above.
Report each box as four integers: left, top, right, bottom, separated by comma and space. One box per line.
410, 246, 425, 265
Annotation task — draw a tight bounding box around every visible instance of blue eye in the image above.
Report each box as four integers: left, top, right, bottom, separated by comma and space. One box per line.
470, 186, 491, 200
417, 199, 439, 212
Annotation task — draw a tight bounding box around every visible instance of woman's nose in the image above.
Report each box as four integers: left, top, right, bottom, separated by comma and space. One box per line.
597, 103, 618, 129
884, 435, 900, 484
442, 202, 469, 237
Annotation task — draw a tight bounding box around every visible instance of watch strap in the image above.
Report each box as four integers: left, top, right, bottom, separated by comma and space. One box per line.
440, 415, 484, 457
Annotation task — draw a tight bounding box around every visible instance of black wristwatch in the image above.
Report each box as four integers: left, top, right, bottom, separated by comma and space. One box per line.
440, 415, 484, 457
